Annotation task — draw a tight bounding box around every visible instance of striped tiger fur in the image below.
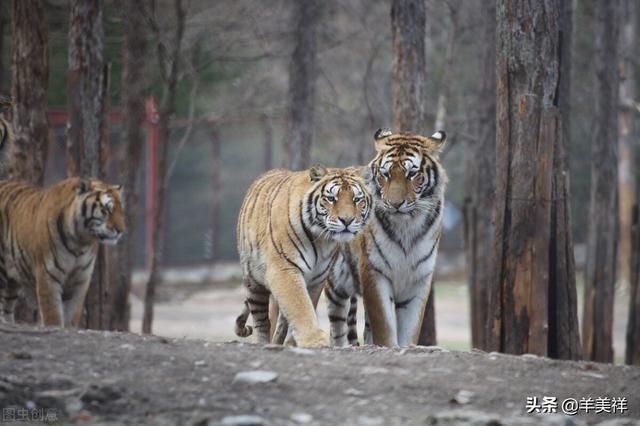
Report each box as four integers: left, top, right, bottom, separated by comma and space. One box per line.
235, 165, 372, 348
327, 129, 447, 347
0, 177, 124, 326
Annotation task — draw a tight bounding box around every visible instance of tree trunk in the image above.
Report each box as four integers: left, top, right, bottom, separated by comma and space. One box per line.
433, 1, 459, 131
618, 0, 636, 285
111, 1, 147, 331
489, 0, 580, 358
548, 0, 581, 360
629, 206, 640, 365
391, 0, 426, 134
67, 0, 108, 330
390, 0, 434, 345
624, 0, 639, 366
261, 114, 273, 171
284, 0, 320, 171
210, 126, 221, 261
142, 0, 186, 334
9, 0, 49, 185
0, 2, 7, 93
463, 0, 496, 351
582, 0, 620, 363
10, 0, 49, 323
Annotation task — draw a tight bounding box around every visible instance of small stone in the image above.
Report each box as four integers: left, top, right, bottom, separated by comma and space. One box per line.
232, 370, 278, 385
288, 347, 314, 355
582, 372, 606, 379
262, 344, 284, 351
119, 343, 135, 350
344, 388, 365, 396
221, 415, 265, 426
450, 390, 474, 405
521, 353, 540, 360
361, 366, 389, 375
291, 412, 313, 423
194, 360, 207, 367
357, 415, 384, 425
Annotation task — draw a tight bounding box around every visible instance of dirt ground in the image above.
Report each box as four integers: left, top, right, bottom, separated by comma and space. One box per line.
1, 324, 639, 425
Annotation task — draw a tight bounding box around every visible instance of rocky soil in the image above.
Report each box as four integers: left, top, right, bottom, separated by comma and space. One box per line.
0, 324, 639, 425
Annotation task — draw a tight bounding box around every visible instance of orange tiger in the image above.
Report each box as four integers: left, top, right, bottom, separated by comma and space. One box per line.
0, 177, 124, 326
326, 129, 447, 347
234, 165, 372, 347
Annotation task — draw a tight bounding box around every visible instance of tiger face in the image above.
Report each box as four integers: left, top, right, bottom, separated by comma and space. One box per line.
307, 165, 371, 242
76, 179, 125, 245
368, 129, 446, 215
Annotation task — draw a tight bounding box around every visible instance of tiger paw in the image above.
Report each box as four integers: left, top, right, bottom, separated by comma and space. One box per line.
296, 328, 329, 348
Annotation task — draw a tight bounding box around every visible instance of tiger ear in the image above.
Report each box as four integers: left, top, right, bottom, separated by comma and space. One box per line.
309, 164, 328, 182
76, 178, 91, 195
112, 184, 123, 196
374, 128, 392, 152
427, 130, 447, 153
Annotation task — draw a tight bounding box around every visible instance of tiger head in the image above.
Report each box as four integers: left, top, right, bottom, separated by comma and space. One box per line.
306, 165, 372, 242
367, 128, 447, 215
74, 178, 125, 246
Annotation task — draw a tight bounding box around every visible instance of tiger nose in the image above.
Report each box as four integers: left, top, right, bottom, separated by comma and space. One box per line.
339, 216, 354, 227
391, 200, 404, 209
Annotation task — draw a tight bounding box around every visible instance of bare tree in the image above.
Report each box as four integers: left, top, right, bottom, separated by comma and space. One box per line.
623, 0, 639, 366
582, 0, 620, 363
111, 1, 148, 331
142, 0, 186, 334
283, 0, 320, 170
463, 0, 495, 350
10, 0, 49, 323
489, 0, 580, 358
9, 0, 49, 185
391, 0, 426, 134
66, 0, 109, 330
618, 0, 637, 285
390, 0, 435, 345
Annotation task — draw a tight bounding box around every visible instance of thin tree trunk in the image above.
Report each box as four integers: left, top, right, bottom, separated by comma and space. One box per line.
261, 113, 273, 171
464, 0, 495, 351
67, 0, 108, 330
391, 0, 426, 134
489, 0, 579, 358
284, 0, 320, 170
548, 0, 581, 360
390, 0, 434, 345
142, 0, 186, 334
618, 0, 636, 285
0, 2, 6, 93
433, 1, 459, 131
111, 1, 147, 331
629, 205, 640, 365
210, 126, 221, 261
583, 0, 620, 363
10, 0, 49, 323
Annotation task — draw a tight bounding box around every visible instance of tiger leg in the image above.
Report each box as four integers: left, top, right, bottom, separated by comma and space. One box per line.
35, 266, 63, 327
272, 311, 288, 345
347, 296, 359, 346
266, 266, 327, 348
396, 282, 432, 347
63, 278, 93, 328
246, 284, 271, 344
1, 278, 19, 324
325, 281, 351, 347
235, 300, 253, 338
363, 311, 372, 345
282, 282, 324, 346
361, 266, 398, 347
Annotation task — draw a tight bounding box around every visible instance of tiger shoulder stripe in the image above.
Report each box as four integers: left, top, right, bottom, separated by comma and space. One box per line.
326, 129, 447, 347
0, 177, 125, 327
234, 165, 372, 348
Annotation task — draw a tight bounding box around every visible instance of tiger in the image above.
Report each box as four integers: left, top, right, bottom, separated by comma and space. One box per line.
326, 128, 447, 347
234, 165, 372, 348
0, 177, 125, 327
